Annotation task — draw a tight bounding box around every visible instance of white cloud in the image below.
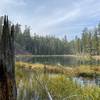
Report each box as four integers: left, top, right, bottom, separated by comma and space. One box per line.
0, 0, 26, 6
44, 9, 80, 27
30, 8, 80, 34
0, 0, 27, 15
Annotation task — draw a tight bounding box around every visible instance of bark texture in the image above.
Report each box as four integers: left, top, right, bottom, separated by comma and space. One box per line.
0, 15, 17, 100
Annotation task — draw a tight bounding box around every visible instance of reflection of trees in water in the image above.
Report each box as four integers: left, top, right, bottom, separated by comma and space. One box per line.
32, 56, 80, 66
16, 55, 100, 66
74, 77, 100, 87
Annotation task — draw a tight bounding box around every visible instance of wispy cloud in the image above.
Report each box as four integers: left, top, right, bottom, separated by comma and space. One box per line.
31, 8, 80, 33
44, 9, 80, 27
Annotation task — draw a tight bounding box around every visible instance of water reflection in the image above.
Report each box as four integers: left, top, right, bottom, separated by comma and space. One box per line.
16, 55, 100, 66
73, 77, 100, 87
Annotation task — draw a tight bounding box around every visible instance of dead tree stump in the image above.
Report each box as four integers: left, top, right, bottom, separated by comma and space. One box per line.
0, 16, 17, 100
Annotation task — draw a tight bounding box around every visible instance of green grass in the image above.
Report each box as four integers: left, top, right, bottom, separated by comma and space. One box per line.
16, 62, 100, 100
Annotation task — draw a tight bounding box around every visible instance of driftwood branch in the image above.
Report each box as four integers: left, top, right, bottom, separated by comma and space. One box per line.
33, 70, 53, 100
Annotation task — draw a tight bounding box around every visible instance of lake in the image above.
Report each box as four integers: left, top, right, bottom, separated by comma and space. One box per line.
16, 55, 100, 66
73, 77, 100, 87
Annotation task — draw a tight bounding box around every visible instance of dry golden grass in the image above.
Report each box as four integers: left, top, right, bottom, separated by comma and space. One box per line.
16, 62, 75, 76
16, 61, 100, 78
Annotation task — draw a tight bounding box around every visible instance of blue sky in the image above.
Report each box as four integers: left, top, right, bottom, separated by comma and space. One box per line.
0, 0, 100, 40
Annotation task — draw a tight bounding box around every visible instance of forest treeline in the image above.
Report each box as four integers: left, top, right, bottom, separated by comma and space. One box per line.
74, 26, 100, 55
0, 16, 100, 55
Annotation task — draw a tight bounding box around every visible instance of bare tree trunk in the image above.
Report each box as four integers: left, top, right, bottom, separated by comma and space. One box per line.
0, 15, 17, 100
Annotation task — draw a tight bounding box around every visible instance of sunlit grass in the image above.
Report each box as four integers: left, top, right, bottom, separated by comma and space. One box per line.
16, 61, 100, 77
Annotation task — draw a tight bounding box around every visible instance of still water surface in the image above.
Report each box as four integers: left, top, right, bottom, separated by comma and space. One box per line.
16, 55, 100, 66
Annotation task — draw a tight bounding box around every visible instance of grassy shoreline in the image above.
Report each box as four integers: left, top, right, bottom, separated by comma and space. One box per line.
16, 61, 100, 78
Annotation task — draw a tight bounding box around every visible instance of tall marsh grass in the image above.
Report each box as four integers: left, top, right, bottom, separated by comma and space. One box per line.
16, 62, 100, 100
